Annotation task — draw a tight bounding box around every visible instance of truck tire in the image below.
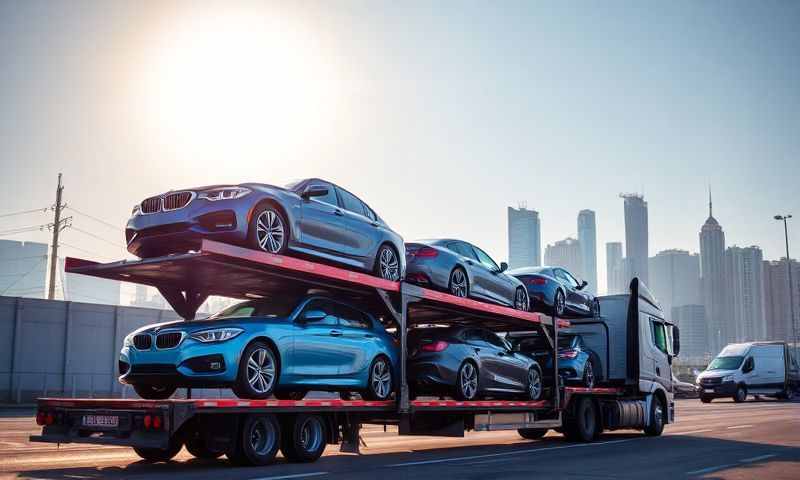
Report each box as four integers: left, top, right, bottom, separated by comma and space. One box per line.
518, 428, 548, 440
733, 385, 747, 403
280, 414, 327, 463
644, 395, 665, 436
133, 438, 183, 462
227, 414, 280, 466
563, 397, 598, 442
700, 395, 713, 404
185, 436, 223, 459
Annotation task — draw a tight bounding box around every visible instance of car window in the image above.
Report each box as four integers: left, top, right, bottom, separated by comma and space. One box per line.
555, 269, 574, 286
446, 242, 473, 259
207, 298, 297, 320
472, 246, 499, 270
307, 181, 338, 207
336, 187, 368, 216
335, 304, 371, 329
651, 319, 668, 354
483, 331, 508, 350
463, 329, 484, 343
362, 203, 377, 221
299, 299, 339, 326
562, 270, 581, 288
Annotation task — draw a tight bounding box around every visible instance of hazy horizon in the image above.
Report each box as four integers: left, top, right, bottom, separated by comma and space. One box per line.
1, 0, 799, 297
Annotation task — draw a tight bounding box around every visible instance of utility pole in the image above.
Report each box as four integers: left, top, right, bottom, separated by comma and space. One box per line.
775, 214, 797, 360
48, 174, 68, 300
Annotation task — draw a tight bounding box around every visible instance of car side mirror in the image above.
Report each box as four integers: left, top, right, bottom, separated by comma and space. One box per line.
302, 185, 329, 199
301, 309, 327, 322
577, 280, 588, 290
499, 262, 508, 273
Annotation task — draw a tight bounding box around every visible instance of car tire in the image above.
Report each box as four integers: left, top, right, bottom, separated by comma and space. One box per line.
455, 360, 479, 401
273, 390, 307, 401
700, 395, 713, 404
554, 289, 566, 317
582, 360, 596, 389
375, 244, 401, 281
517, 428, 548, 440
249, 204, 288, 254
133, 437, 183, 462
280, 414, 327, 463
227, 414, 280, 466
233, 341, 278, 400
514, 287, 529, 311
363, 356, 393, 401
448, 267, 469, 298
644, 395, 665, 436
133, 384, 177, 400
527, 366, 543, 400
185, 436, 223, 459
733, 385, 747, 403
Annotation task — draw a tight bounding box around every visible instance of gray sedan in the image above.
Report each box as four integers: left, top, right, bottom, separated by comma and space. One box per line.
405, 239, 529, 310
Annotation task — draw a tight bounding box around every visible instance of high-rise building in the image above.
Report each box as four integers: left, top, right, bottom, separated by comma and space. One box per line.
507, 206, 541, 269
577, 210, 597, 294
671, 304, 709, 362
699, 192, 727, 355
606, 242, 624, 295
763, 258, 800, 343
0, 240, 49, 298
620, 194, 649, 285
59, 258, 121, 305
725, 246, 766, 342
544, 238, 582, 276
648, 249, 701, 318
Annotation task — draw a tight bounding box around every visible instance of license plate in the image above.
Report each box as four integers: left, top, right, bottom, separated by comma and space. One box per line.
704, 389, 714, 393
82, 414, 119, 428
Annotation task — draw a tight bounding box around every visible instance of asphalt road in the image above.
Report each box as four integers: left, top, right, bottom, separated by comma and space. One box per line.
1, 398, 798, 480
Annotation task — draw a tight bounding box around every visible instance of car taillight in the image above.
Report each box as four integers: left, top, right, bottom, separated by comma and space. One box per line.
36, 411, 45, 426
45, 413, 55, 425
414, 247, 439, 258
421, 341, 448, 352
143, 414, 152, 430
527, 276, 547, 285
152, 415, 162, 430
559, 349, 579, 359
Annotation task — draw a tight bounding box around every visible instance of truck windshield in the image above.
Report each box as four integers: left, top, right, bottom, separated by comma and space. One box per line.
707, 356, 744, 371
207, 299, 298, 320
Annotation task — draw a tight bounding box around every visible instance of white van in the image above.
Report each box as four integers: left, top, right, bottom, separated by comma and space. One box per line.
696, 341, 797, 403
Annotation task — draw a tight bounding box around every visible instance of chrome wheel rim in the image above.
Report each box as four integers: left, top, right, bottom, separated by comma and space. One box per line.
371, 359, 391, 399
450, 269, 468, 298
555, 291, 565, 316
250, 418, 276, 455
584, 363, 595, 388
247, 348, 276, 394
515, 289, 528, 310
256, 210, 285, 253
528, 368, 542, 400
653, 403, 663, 430
378, 247, 400, 281
299, 417, 323, 453
460, 363, 478, 399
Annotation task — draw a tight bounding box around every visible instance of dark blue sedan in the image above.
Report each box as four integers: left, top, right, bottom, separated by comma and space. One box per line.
126, 178, 405, 281
508, 333, 601, 388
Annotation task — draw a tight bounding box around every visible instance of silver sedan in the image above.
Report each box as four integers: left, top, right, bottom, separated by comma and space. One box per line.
405, 239, 529, 310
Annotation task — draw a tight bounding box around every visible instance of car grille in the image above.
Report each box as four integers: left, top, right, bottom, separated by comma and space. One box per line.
141, 197, 161, 214
156, 332, 183, 349
133, 334, 152, 350
701, 377, 722, 386
163, 192, 193, 211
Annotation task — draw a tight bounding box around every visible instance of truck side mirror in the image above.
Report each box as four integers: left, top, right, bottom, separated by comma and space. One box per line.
672, 326, 680, 357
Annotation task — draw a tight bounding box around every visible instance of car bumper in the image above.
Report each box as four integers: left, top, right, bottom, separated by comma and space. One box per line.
698, 381, 737, 397
408, 359, 458, 392
126, 199, 252, 257
404, 261, 451, 291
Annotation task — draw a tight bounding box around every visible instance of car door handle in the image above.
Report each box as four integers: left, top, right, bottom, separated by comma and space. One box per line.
333, 209, 344, 216
329, 330, 343, 337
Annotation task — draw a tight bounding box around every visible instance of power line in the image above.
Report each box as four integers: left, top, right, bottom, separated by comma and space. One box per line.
0, 224, 49, 235
0, 207, 49, 219
68, 226, 127, 250
65, 206, 124, 233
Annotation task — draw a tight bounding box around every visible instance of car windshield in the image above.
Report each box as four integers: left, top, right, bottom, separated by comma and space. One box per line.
206, 298, 299, 320
707, 356, 744, 371
284, 179, 306, 191
558, 336, 577, 349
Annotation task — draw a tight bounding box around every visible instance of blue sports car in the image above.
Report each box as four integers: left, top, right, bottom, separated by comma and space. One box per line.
508, 266, 598, 318
119, 296, 399, 400
126, 178, 405, 281
507, 333, 601, 388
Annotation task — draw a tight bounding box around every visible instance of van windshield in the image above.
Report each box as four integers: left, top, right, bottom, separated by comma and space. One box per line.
707, 356, 744, 371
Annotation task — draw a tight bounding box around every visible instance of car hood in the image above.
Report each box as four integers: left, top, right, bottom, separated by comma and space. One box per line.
127, 316, 286, 336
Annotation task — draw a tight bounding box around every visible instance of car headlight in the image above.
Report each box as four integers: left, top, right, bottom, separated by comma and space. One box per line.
722, 375, 734, 383
198, 187, 251, 201
190, 328, 244, 343
131, 204, 141, 216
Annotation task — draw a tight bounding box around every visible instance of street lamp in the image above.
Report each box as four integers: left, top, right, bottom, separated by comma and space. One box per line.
774, 214, 797, 361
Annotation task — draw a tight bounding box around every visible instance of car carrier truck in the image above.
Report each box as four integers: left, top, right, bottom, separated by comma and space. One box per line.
30, 239, 679, 467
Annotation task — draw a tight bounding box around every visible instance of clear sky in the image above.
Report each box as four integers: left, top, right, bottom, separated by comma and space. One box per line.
1, 0, 798, 296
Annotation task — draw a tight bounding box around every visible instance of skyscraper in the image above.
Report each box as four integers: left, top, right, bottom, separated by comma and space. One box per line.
544, 238, 582, 276
620, 193, 649, 284
763, 258, 800, 342
648, 249, 701, 318
671, 304, 709, 362
577, 210, 597, 294
725, 246, 766, 342
606, 242, 624, 294
507, 206, 541, 269
699, 191, 727, 354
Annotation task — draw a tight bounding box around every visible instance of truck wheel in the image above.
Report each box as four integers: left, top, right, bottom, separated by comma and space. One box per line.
185, 436, 223, 459
227, 414, 280, 466
517, 428, 548, 440
133, 384, 176, 400
644, 396, 665, 436
564, 397, 598, 442
133, 438, 183, 462
700, 395, 713, 404
280, 414, 327, 463
733, 385, 747, 403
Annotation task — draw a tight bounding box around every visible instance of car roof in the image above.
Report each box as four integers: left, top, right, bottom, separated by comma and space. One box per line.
507, 266, 554, 275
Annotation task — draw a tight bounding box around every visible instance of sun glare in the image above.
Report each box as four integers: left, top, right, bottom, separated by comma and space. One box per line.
141, 8, 341, 160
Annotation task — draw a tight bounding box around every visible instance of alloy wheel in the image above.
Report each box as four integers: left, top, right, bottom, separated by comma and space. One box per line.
378, 247, 400, 281
247, 348, 276, 394
528, 368, 542, 400
555, 291, 566, 316
583, 362, 595, 389
450, 269, 468, 298
256, 210, 285, 253
370, 359, 392, 400
460, 362, 478, 400
515, 288, 528, 311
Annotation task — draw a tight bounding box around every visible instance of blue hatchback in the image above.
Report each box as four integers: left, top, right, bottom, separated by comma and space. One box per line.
119, 296, 399, 400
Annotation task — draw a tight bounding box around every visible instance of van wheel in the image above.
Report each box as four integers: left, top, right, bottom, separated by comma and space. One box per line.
133, 437, 183, 462
227, 414, 280, 466
700, 395, 713, 404
733, 385, 747, 403
280, 414, 327, 463
644, 395, 665, 436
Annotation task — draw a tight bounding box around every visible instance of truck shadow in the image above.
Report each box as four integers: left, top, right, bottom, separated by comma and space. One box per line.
13, 433, 800, 480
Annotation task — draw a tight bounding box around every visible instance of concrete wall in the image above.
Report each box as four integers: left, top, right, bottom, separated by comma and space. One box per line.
0, 295, 183, 403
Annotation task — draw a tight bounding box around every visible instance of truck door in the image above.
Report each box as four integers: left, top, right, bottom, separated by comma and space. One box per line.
643, 316, 671, 390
